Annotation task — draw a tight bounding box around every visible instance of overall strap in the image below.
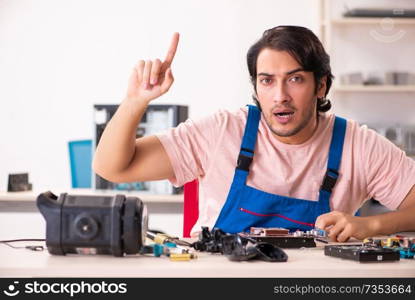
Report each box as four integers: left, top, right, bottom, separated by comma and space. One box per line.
212, 105, 261, 229
236, 105, 261, 173
319, 116, 347, 205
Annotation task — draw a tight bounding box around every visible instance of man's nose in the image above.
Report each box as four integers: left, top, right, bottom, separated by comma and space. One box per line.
273, 82, 291, 104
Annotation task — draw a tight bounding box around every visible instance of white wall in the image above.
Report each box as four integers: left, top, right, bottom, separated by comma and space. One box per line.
0, 0, 319, 191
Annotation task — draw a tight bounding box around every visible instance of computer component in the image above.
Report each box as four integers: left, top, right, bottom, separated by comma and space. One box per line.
192, 227, 288, 262
324, 244, 400, 262
239, 227, 318, 248
372, 237, 415, 259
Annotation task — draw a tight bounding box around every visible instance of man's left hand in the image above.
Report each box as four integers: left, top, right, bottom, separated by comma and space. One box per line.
315, 211, 379, 242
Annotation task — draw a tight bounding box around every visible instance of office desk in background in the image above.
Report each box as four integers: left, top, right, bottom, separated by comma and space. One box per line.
0, 189, 183, 213
0, 189, 184, 239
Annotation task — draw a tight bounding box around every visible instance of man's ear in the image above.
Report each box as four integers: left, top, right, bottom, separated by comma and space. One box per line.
317, 76, 327, 98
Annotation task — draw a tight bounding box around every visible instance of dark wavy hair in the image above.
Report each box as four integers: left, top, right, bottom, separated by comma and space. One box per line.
247, 25, 334, 112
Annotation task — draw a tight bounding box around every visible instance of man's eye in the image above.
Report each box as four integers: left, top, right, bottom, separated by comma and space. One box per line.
289, 76, 303, 83
260, 78, 272, 85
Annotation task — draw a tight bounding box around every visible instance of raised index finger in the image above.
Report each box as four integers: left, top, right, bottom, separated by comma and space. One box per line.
163, 32, 180, 67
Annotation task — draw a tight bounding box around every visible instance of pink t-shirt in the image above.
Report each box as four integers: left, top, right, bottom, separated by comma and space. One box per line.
157, 107, 415, 235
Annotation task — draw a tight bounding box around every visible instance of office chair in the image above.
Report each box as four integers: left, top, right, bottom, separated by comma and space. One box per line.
183, 179, 199, 237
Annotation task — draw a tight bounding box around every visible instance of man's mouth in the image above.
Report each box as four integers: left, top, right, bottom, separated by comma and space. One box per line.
274, 111, 294, 117
273, 110, 295, 124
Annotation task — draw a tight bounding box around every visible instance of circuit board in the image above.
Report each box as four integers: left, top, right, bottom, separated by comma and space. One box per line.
240, 227, 318, 248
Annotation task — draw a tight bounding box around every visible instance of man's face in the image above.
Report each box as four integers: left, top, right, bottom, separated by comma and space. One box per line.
255, 48, 325, 144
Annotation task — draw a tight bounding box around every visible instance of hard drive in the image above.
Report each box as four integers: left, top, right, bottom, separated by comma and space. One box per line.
324, 244, 400, 262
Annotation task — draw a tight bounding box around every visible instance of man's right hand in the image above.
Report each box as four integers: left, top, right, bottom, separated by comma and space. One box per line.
126, 32, 180, 103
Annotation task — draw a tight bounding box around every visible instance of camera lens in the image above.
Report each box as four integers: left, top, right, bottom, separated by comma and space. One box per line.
74, 214, 99, 240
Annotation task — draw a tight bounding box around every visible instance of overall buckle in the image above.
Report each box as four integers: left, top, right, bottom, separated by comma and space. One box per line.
321, 169, 339, 192
237, 154, 253, 171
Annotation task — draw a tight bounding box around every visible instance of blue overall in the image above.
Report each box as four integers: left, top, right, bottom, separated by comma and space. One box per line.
213, 105, 347, 233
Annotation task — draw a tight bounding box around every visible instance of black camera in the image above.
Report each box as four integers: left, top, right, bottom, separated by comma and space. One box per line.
37, 191, 148, 257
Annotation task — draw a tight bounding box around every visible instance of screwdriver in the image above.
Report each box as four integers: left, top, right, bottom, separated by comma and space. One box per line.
146, 231, 192, 246
146, 231, 173, 245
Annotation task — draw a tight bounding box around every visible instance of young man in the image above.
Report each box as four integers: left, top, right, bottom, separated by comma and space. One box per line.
93, 26, 415, 242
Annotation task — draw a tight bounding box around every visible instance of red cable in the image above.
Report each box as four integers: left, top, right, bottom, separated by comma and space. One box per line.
239, 207, 315, 228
